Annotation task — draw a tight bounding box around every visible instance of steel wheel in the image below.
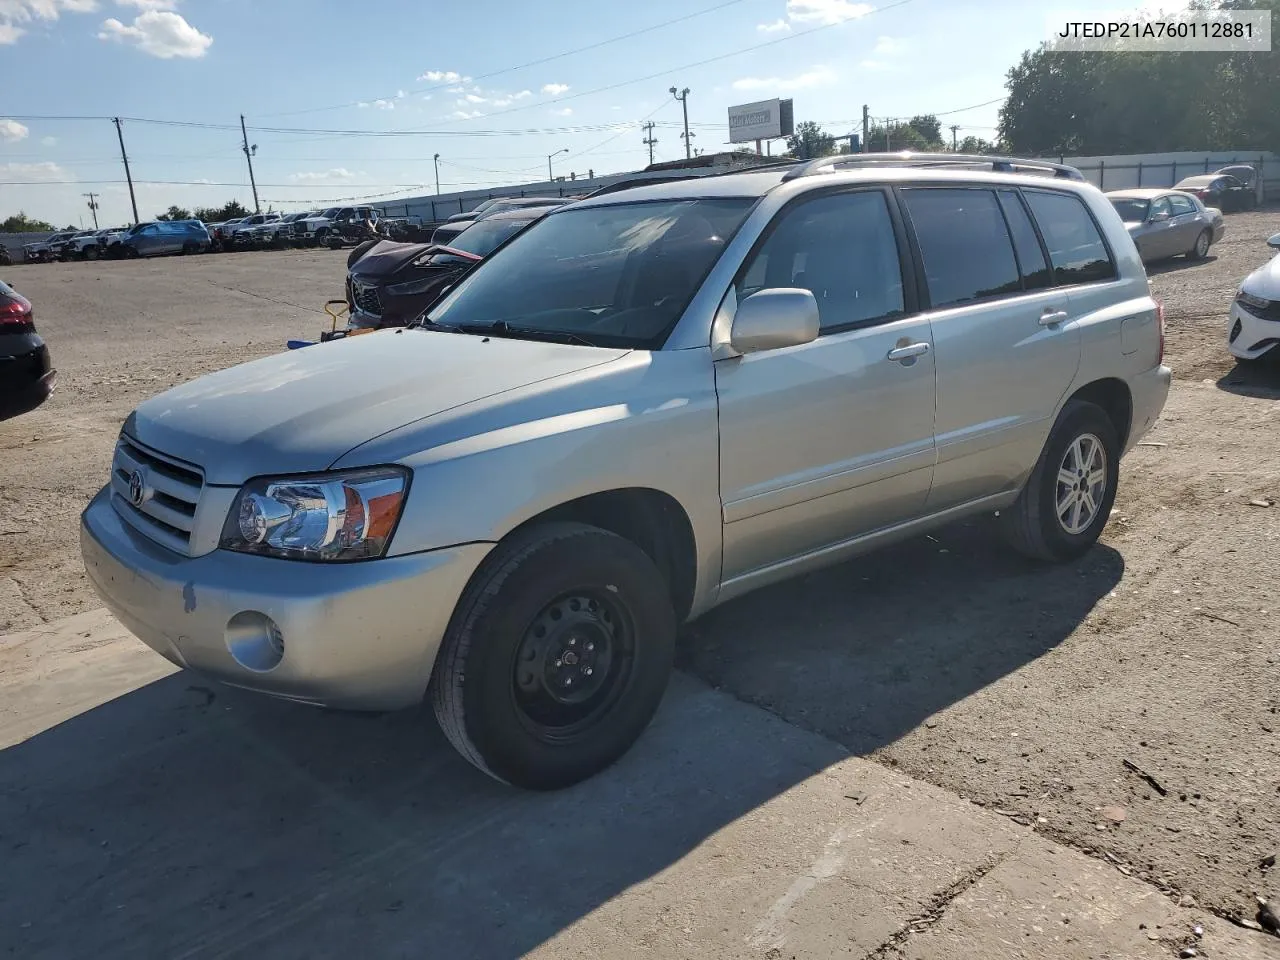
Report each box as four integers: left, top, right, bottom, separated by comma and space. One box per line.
1193, 230, 1210, 258
511, 590, 636, 741
1056, 433, 1107, 535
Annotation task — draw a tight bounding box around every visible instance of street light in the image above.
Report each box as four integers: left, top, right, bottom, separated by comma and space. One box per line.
547, 147, 568, 182
670, 86, 692, 160
433, 153, 441, 195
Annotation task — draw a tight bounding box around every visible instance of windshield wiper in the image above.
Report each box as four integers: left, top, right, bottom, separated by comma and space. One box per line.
406, 316, 465, 333
473, 320, 600, 347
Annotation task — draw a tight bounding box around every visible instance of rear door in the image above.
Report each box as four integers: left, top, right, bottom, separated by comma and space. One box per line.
901, 185, 1083, 511
715, 188, 937, 585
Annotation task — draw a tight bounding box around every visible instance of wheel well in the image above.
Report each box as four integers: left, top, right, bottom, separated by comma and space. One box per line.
1068, 378, 1132, 448
508, 489, 698, 621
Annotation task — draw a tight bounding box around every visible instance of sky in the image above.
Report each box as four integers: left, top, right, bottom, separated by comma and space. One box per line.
1, 0, 1162, 228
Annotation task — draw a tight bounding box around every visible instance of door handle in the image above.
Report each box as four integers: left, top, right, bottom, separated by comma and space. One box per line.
886, 342, 930, 362
1039, 310, 1070, 326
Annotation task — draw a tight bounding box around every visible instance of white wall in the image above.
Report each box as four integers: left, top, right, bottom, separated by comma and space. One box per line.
1058, 150, 1277, 195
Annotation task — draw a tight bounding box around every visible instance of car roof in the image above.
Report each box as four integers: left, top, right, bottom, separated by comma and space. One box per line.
1175, 175, 1217, 185
479, 207, 554, 222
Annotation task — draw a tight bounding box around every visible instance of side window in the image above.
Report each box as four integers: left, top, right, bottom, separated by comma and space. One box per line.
337, 208, 354, 221
1023, 190, 1116, 285
1150, 197, 1173, 218
736, 190, 906, 333
901, 188, 1021, 308
996, 189, 1052, 291
1168, 195, 1195, 216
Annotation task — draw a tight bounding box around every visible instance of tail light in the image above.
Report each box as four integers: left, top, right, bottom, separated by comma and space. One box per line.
1155, 300, 1165, 364
0, 297, 32, 329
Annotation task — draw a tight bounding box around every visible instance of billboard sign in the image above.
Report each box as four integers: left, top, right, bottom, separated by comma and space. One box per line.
728, 98, 795, 143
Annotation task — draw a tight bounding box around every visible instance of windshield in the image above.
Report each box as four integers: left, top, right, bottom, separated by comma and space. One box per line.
426, 197, 756, 349
1109, 198, 1150, 223
442, 217, 532, 258
318, 207, 342, 218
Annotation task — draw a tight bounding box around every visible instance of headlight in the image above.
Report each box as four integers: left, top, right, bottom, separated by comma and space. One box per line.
220, 467, 410, 562
1237, 289, 1271, 312
385, 275, 443, 297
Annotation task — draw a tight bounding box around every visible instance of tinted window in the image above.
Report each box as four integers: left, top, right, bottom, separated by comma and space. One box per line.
997, 190, 1051, 291
1168, 194, 1195, 216
447, 217, 530, 257
738, 191, 905, 331
902, 188, 1021, 308
1023, 190, 1116, 285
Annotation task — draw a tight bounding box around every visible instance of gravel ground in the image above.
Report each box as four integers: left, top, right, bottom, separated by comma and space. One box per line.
2, 218, 1278, 931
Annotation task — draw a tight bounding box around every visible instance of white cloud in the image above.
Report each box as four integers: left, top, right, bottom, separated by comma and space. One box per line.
289, 168, 360, 183
0, 160, 71, 181
513, 89, 532, 99
41, 135, 57, 146
871, 35, 902, 55
0, 118, 30, 142
419, 69, 464, 83
541, 83, 569, 95
0, 0, 97, 43
0, 21, 22, 41
757, 18, 790, 32
785, 0, 871, 25
115, 0, 174, 8
98, 10, 211, 58
452, 110, 484, 120
372, 98, 394, 110
461, 93, 487, 104
732, 65, 837, 92
550, 107, 573, 117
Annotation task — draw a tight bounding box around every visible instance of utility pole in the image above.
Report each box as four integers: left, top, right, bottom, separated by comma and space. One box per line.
112, 118, 139, 225
950, 124, 960, 151
670, 86, 692, 160
240, 114, 260, 214
861, 104, 870, 154
547, 147, 568, 182
433, 153, 440, 194
83, 192, 100, 229
642, 121, 658, 165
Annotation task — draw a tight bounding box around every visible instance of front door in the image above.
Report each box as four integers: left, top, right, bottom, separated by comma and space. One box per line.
1165, 193, 1200, 256
715, 188, 937, 588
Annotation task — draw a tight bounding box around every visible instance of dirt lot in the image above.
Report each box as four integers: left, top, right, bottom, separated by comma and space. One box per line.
2, 219, 1278, 935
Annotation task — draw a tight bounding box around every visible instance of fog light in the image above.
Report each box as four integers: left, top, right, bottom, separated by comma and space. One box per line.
225, 611, 285, 672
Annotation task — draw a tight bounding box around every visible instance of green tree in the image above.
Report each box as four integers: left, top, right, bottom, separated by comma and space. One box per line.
958, 135, 998, 153
787, 121, 837, 160
155, 205, 192, 221
1, 212, 56, 232
191, 200, 250, 223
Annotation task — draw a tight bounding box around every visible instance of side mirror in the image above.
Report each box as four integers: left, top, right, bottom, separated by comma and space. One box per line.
1268, 233, 1280, 250
729, 288, 820, 354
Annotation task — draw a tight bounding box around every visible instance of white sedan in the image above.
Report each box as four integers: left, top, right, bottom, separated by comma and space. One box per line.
1228, 233, 1280, 361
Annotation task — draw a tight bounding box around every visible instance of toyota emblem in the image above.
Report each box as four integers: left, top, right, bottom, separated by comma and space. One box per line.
128, 469, 147, 507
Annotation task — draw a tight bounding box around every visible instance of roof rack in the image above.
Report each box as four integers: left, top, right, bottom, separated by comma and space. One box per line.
781, 152, 1085, 182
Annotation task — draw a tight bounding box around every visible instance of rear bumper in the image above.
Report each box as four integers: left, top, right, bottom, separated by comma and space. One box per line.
0, 341, 54, 420
81, 486, 491, 710
1227, 301, 1280, 360
1124, 364, 1172, 452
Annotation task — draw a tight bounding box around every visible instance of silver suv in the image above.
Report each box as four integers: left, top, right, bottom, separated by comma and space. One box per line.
81, 154, 1171, 789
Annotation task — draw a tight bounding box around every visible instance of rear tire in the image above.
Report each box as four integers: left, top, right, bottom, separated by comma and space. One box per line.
1000, 400, 1120, 563
1188, 229, 1211, 260
430, 522, 676, 790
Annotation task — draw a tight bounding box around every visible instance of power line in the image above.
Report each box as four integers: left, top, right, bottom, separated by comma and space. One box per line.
256, 0, 751, 118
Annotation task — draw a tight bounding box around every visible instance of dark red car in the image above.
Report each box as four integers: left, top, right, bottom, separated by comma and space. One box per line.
0, 280, 55, 421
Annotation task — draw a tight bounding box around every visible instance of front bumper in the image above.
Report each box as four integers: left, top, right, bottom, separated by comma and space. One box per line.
1124, 364, 1172, 453
1227, 300, 1280, 360
80, 486, 491, 710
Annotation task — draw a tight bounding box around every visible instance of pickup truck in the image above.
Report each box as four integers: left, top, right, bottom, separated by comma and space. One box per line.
291, 205, 381, 245
249, 212, 314, 247
23, 231, 77, 263
222, 213, 282, 249
70, 227, 126, 260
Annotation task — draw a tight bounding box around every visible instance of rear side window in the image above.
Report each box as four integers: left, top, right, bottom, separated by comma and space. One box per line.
1023, 190, 1116, 285
901, 188, 1021, 308
996, 189, 1052, 291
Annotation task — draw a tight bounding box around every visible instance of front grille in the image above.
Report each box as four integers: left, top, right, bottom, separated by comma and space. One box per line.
1238, 296, 1280, 323
1230, 318, 1243, 343
109, 435, 205, 555
292, 222, 311, 235
351, 279, 382, 317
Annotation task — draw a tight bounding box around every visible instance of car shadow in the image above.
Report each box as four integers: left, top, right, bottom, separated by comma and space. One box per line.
1215, 358, 1280, 399
0, 522, 1119, 959
1145, 254, 1215, 275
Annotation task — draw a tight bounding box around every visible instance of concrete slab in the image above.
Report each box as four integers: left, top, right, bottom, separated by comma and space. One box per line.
2, 611, 1277, 960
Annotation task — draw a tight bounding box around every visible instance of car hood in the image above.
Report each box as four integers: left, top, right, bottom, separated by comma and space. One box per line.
1242, 253, 1280, 299
350, 240, 431, 277
127, 330, 630, 485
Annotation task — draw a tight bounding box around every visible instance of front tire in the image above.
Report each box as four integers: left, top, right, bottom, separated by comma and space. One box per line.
431, 522, 676, 790
1000, 400, 1120, 563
